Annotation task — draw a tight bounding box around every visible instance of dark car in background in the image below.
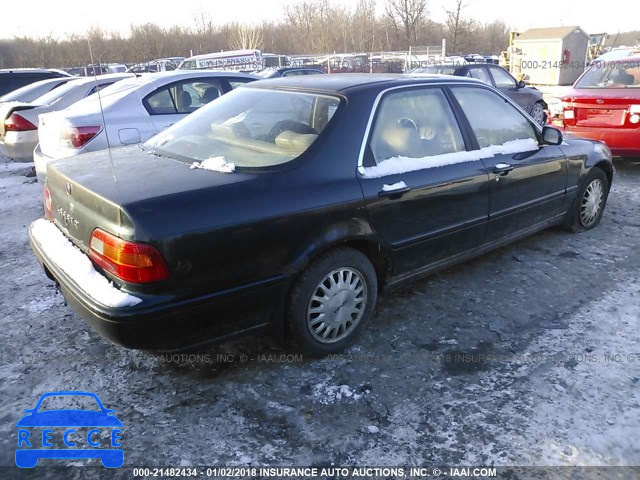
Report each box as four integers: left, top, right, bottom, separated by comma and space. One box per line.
29, 74, 612, 356
412, 63, 548, 125
0, 77, 74, 104
561, 56, 640, 157
256, 67, 326, 78
0, 69, 72, 97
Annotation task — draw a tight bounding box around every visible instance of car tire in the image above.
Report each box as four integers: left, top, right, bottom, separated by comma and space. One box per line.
569, 168, 610, 232
531, 101, 547, 126
287, 247, 378, 356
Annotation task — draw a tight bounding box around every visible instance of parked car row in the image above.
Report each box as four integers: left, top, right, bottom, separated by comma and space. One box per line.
0, 74, 133, 162
34, 71, 257, 180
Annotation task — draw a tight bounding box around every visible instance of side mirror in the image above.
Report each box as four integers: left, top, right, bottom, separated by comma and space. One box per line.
516, 80, 526, 89
542, 126, 563, 145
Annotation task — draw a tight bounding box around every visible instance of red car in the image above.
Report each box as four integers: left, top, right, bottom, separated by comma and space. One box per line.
561, 55, 640, 156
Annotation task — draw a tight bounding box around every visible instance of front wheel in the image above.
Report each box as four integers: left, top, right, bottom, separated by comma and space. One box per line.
287, 247, 378, 356
531, 101, 547, 126
569, 168, 609, 232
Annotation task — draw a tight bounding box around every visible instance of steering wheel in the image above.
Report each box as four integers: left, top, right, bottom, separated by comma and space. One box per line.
267, 120, 318, 143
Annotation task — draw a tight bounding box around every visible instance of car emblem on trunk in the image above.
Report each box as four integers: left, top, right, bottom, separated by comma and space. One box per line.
65, 183, 72, 196
596, 99, 604, 104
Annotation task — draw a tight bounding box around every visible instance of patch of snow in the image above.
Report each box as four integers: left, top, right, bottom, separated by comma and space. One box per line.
381, 181, 407, 191
313, 383, 367, 404
190, 156, 235, 173
30, 219, 141, 308
366, 425, 380, 434
0, 160, 34, 172
21, 294, 61, 314
362, 138, 539, 178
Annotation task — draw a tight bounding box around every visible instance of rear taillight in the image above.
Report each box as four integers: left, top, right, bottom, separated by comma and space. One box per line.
630, 105, 640, 125
89, 228, 169, 284
562, 102, 575, 126
5, 113, 37, 132
60, 126, 101, 148
43, 185, 53, 221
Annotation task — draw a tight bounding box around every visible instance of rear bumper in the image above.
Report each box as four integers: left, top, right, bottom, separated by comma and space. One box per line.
563, 125, 640, 157
33, 143, 51, 182
29, 220, 284, 351
1, 130, 38, 162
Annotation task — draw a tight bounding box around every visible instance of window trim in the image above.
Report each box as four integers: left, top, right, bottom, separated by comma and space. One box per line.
357, 82, 542, 174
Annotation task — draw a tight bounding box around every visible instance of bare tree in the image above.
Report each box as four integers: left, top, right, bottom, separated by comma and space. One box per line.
228, 23, 264, 50
445, 0, 468, 54
385, 0, 428, 48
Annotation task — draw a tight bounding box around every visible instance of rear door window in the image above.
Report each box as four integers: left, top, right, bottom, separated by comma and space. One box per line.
369, 87, 466, 165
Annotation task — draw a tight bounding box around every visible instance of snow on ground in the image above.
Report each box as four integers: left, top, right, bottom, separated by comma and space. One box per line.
0, 158, 639, 478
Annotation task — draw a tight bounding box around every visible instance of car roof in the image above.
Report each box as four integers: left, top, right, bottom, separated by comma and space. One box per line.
247, 73, 486, 94
65, 73, 135, 86
0, 68, 71, 76
132, 70, 259, 84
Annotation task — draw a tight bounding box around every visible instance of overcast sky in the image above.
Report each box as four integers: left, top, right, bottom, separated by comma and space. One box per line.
1, 0, 635, 40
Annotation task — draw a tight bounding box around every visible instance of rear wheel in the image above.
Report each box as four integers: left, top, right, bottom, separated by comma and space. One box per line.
287, 247, 377, 356
569, 168, 609, 232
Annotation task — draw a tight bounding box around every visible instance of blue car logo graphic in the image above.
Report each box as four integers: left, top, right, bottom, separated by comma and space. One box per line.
16, 391, 123, 468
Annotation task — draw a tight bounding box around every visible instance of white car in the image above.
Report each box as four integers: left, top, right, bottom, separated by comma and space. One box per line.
0, 73, 132, 162
35, 70, 258, 181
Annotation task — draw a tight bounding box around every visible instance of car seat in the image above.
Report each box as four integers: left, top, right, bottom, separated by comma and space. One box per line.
202, 87, 220, 104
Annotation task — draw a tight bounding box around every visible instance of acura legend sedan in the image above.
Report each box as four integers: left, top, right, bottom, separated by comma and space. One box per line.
29, 74, 613, 355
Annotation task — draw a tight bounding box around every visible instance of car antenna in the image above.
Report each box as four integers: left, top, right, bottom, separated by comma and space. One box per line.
87, 39, 120, 191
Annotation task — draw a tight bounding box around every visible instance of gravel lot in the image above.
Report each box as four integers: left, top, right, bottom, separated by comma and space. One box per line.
0, 155, 639, 479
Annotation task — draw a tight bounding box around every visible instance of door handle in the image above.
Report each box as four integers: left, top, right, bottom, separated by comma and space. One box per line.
378, 184, 411, 199
492, 163, 514, 176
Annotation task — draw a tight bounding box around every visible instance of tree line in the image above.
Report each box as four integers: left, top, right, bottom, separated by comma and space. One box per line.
0, 0, 513, 68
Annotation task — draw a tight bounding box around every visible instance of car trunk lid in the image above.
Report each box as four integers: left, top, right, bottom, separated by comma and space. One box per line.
562, 89, 640, 128
45, 146, 255, 251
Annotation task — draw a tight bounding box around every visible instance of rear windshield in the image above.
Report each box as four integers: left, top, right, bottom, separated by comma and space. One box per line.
31, 80, 80, 105
144, 88, 341, 168
575, 61, 640, 88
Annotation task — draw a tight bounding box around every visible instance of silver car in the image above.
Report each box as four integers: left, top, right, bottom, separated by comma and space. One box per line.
35, 70, 258, 181
0, 73, 133, 162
